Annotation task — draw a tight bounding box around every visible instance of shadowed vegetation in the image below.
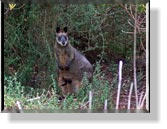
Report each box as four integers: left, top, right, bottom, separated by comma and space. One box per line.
3, 2, 146, 112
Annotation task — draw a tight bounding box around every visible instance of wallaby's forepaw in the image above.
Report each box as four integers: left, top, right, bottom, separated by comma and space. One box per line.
58, 96, 65, 101
64, 65, 70, 70
64, 61, 72, 70
58, 63, 70, 70
58, 65, 64, 70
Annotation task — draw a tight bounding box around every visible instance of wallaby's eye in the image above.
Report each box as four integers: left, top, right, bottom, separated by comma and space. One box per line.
58, 37, 61, 41
56, 27, 60, 33
63, 27, 67, 33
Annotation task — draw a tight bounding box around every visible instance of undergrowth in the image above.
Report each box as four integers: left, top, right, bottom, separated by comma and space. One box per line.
4, 62, 117, 112
3, 3, 146, 112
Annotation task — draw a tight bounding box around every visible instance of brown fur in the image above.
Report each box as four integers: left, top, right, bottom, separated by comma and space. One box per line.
54, 29, 93, 96
58, 69, 81, 95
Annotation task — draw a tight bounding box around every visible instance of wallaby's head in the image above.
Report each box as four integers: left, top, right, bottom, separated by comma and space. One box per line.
56, 27, 69, 47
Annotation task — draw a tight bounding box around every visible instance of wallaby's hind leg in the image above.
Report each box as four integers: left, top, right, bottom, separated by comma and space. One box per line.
58, 70, 81, 95
58, 75, 74, 96
58, 76, 67, 95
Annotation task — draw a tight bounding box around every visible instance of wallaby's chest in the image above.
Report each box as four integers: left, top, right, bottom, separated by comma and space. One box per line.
57, 48, 70, 66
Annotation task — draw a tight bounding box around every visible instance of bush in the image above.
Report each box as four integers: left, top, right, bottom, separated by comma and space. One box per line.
4, 63, 115, 112
4, 2, 146, 111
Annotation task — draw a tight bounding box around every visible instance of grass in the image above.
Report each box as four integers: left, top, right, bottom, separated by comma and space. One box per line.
4, 62, 116, 112
3, 3, 147, 112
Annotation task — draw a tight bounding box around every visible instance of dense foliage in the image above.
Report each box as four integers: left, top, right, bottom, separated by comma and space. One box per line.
4, 2, 146, 112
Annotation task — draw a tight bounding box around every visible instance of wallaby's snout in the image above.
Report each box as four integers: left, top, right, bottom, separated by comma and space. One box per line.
56, 27, 68, 46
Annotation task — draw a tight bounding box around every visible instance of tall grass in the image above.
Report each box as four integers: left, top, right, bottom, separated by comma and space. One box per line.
4, 62, 116, 112
3, 3, 147, 112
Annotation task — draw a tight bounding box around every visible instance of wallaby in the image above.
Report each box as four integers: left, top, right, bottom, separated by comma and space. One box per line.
54, 27, 93, 96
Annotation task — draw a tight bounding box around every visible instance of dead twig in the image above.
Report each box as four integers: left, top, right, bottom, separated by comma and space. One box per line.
104, 99, 108, 110
121, 30, 134, 34
133, 5, 139, 109
116, 60, 123, 109
89, 91, 93, 110
139, 91, 144, 106
127, 82, 133, 110
80, 101, 89, 109
139, 92, 146, 109
27, 97, 41, 102
16, 101, 23, 113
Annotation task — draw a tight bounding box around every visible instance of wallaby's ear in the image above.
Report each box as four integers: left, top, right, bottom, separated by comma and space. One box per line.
63, 27, 67, 33
56, 27, 60, 33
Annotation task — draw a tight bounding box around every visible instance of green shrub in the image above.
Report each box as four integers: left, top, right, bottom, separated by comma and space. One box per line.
4, 3, 146, 111
4, 62, 115, 111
